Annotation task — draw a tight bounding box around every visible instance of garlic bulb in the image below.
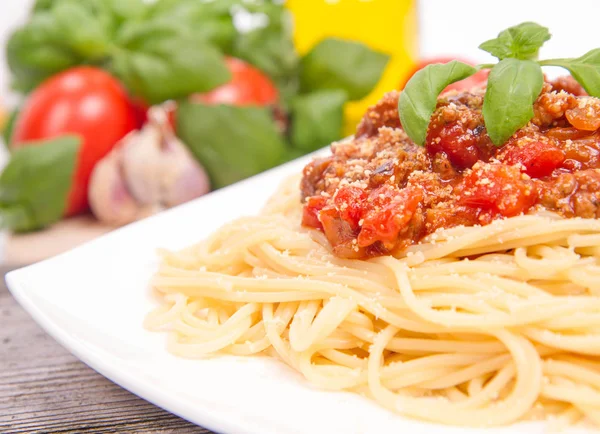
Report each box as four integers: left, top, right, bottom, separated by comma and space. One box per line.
88, 105, 210, 225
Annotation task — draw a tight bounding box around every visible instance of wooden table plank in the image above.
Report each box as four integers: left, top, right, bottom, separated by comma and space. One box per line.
0, 266, 213, 434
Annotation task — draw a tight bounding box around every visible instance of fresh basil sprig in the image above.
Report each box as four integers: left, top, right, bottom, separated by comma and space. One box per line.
399, 22, 600, 147
399, 61, 476, 146
479, 22, 550, 61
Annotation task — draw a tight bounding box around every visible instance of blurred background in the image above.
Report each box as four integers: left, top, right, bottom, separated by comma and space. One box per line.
0, 0, 597, 264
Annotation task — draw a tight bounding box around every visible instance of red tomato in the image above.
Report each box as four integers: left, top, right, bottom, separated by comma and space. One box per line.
358, 185, 422, 249
502, 141, 566, 178
11, 67, 137, 216
399, 57, 489, 93
458, 163, 537, 217
426, 121, 485, 170
192, 57, 278, 106
334, 186, 367, 230
302, 195, 327, 229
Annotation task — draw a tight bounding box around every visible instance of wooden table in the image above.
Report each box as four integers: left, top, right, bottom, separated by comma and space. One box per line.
0, 266, 213, 434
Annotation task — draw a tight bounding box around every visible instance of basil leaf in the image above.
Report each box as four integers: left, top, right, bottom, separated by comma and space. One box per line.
6, 12, 80, 92
290, 90, 347, 152
300, 38, 389, 101
177, 102, 286, 189
2, 109, 19, 151
149, 0, 234, 17
7, 0, 126, 92
147, 0, 237, 51
51, 0, 112, 60
33, 0, 54, 11
483, 58, 543, 145
31, 0, 144, 45
398, 61, 477, 146
103, 0, 146, 23
231, 2, 299, 103
479, 22, 550, 60
0, 135, 80, 232
544, 49, 600, 97
113, 21, 231, 104
149, 0, 298, 104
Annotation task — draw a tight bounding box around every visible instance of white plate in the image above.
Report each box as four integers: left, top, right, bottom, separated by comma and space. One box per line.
6, 152, 590, 434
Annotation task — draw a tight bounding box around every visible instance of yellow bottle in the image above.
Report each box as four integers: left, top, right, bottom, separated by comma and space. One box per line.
286, 0, 418, 136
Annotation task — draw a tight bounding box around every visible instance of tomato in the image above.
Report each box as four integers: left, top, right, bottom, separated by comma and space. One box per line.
357, 185, 422, 248
458, 163, 537, 217
302, 195, 327, 229
192, 57, 278, 106
426, 120, 486, 170
12, 67, 137, 216
399, 57, 489, 93
334, 186, 367, 230
502, 141, 565, 178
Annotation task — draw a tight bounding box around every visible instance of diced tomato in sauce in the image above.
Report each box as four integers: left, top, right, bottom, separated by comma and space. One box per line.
426, 117, 494, 171
501, 141, 565, 178
318, 206, 361, 257
333, 186, 367, 230
302, 196, 327, 229
358, 185, 422, 248
458, 163, 537, 217
426, 122, 481, 170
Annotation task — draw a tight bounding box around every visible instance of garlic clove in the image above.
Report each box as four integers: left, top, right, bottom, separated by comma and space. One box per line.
120, 114, 165, 206
160, 145, 211, 207
122, 105, 211, 208
88, 147, 144, 226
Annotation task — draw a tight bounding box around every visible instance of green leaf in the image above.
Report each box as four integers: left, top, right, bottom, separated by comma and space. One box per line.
32, 0, 55, 12
51, 0, 112, 60
0, 135, 80, 232
177, 102, 286, 189
6, 12, 81, 92
113, 20, 231, 104
149, 0, 235, 17
2, 109, 19, 151
300, 38, 389, 101
483, 58, 543, 145
543, 49, 600, 97
7, 0, 128, 92
146, 0, 299, 105
398, 61, 477, 146
479, 22, 551, 60
146, 0, 236, 51
289, 90, 347, 152
8, 0, 148, 92
103, 0, 146, 22
231, 2, 299, 103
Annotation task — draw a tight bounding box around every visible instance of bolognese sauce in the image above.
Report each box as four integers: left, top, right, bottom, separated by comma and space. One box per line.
300, 77, 600, 259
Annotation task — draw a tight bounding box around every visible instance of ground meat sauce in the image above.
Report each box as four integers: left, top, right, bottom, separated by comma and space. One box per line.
300, 78, 600, 259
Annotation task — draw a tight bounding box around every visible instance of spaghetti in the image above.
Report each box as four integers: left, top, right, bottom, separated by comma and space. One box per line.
146, 174, 600, 428
147, 79, 600, 428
